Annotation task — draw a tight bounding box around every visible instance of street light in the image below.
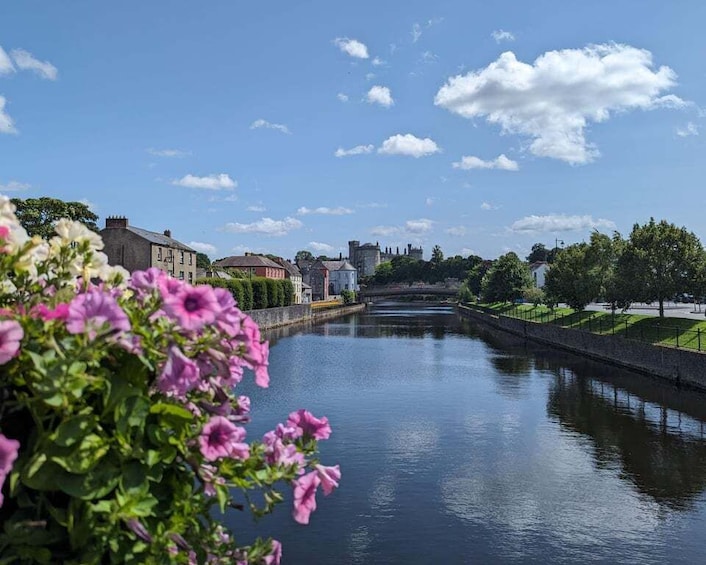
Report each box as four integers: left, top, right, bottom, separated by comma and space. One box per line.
554, 239, 564, 254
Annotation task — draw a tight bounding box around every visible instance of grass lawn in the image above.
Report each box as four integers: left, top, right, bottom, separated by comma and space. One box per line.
472, 302, 706, 352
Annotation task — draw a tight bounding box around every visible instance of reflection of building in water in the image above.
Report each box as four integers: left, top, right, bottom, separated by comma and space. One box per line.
547, 369, 706, 509
348, 240, 423, 277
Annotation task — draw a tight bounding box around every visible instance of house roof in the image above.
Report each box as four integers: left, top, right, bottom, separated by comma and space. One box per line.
121, 226, 196, 252
529, 261, 550, 271
322, 260, 356, 272
213, 255, 284, 269
273, 258, 302, 278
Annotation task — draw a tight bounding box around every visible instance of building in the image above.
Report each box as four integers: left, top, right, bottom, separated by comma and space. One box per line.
298, 259, 329, 301
322, 260, 358, 295
348, 240, 423, 277
301, 282, 312, 304
273, 258, 303, 304
529, 261, 550, 288
213, 255, 286, 279
100, 217, 197, 283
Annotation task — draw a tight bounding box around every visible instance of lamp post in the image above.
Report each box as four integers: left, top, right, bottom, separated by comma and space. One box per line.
554, 238, 564, 253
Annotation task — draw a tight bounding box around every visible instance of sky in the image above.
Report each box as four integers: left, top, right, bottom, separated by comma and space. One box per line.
1, 1, 705, 261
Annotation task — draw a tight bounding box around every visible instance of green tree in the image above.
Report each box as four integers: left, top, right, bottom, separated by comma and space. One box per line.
616, 218, 705, 317
11, 196, 99, 238
526, 243, 549, 263
196, 252, 211, 269
481, 252, 532, 303
544, 243, 597, 311
465, 260, 492, 297
295, 250, 314, 263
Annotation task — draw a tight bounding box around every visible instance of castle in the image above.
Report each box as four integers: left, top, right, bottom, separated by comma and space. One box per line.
348, 240, 423, 277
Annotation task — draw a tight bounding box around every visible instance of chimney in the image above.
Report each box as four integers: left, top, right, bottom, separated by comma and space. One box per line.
105, 216, 128, 229
339, 252, 342, 260
163, 229, 172, 238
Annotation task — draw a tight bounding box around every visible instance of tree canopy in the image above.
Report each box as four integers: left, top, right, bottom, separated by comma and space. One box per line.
11, 197, 99, 239
481, 252, 532, 303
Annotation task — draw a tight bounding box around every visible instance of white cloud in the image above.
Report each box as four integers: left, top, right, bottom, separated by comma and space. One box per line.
223, 194, 238, 202
446, 226, 467, 236
11, 49, 57, 80
411, 23, 422, 43
371, 225, 400, 237
335, 144, 374, 157
453, 154, 519, 171
480, 202, 493, 210
378, 134, 441, 158
511, 214, 616, 232
250, 119, 291, 135
372, 57, 385, 66
188, 241, 217, 255
309, 241, 335, 253
173, 173, 236, 190
460, 247, 476, 256
365, 72, 376, 81
357, 202, 387, 209
421, 51, 438, 63
366, 85, 394, 108
0, 180, 30, 192
333, 37, 369, 59
435, 44, 685, 164
0, 96, 16, 134
337, 92, 349, 102
0, 46, 15, 75
491, 29, 515, 43
676, 122, 698, 137
405, 218, 434, 234
297, 206, 353, 216
147, 148, 191, 158
78, 198, 97, 212
425, 197, 435, 206
223, 217, 303, 237
246, 205, 266, 212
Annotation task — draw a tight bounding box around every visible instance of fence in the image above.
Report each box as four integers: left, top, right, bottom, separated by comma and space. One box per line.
467, 304, 704, 352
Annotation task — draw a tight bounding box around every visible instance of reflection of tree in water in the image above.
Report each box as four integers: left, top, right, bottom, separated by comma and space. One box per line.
547, 370, 706, 510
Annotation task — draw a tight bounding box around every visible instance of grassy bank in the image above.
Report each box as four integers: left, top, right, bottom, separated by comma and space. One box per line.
472, 302, 706, 352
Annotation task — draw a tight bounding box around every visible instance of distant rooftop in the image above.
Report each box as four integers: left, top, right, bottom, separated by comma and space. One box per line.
214, 255, 284, 269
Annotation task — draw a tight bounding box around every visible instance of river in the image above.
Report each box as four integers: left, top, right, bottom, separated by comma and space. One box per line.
231, 302, 706, 564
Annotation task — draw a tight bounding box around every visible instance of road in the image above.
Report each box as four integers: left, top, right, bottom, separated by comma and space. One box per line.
584, 302, 706, 320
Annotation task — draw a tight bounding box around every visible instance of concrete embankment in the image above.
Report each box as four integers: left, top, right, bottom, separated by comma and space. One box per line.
246, 303, 366, 331
457, 304, 706, 391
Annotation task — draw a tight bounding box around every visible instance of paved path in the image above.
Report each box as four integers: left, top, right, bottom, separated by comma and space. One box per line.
584, 302, 706, 320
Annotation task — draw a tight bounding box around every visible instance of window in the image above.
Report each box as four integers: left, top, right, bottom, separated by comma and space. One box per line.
188, 272, 193, 283
180, 251, 184, 264
189, 253, 193, 266
157, 247, 162, 260
179, 271, 184, 280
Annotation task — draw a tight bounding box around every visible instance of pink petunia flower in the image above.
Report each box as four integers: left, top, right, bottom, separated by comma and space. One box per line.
31, 303, 70, 322
163, 284, 219, 331
0, 320, 23, 365
66, 289, 131, 341
131, 268, 167, 292
263, 540, 282, 565
0, 433, 20, 508
292, 471, 321, 525
212, 287, 242, 337
199, 416, 249, 461
157, 346, 201, 397
286, 409, 332, 441
315, 464, 341, 496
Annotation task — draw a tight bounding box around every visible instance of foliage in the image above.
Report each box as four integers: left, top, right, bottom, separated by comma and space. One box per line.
0, 198, 340, 564
340, 290, 356, 305
616, 218, 705, 317
281, 279, 294, 307
294, 250, 313, 263
196, 252, 211, 269
481, 252, 532, 303
522, 286, 545, 306
11, 197, 99, 239
464, 259, 492, 297
457, 282, 474, 304
430, 245, 444, 267
544, 243, 598, 311
370, 250, 484, 286
526, 243, 549, 264
250, 278, 269, 310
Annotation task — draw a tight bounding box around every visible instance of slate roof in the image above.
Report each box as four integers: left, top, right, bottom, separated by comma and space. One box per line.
322, 260, 356, 272
213, 255, 284, 269
273, 258, 302, 278
126, 226, 195, 252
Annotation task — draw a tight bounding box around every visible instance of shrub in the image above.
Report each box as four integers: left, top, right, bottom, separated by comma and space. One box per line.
281, 280, 294, 306
0, 198, 340, 563
251, 278, 268, 310
341, 290, 356, 305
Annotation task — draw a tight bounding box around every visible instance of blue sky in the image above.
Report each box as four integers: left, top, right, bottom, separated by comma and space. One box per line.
1, 1, 704, 261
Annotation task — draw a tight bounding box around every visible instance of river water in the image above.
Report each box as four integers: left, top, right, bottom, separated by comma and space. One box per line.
232, 302, 706, 564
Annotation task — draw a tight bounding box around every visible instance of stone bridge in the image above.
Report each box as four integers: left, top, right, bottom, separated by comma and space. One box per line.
359, 284, 460, 301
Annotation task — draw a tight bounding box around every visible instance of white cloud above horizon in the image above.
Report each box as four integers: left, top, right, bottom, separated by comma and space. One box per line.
297, 206, 354, 215
453, 154, 519, 171
0, 96, 17, 134
411, 23, 422, 43
189, 241, 217, 255
0, 180, 30, 191
223, 217, 303, 236
446, 226, 467, 236
335, 144, 374, 157
378, 134, 440, 158
334, 37, 369, 59
172, 173, 236, 190
511, 214, 616, 232
246, 205, 266, 212
435, 43, 685, 164
309, 241, 335, 253
147, 148, 191, 158
337, 92, 349, 102
250, 119, 291, 135
11, 49, 58, 80
0, 46, 14, 75
676, 122, 698, 137
491, 29, 515, 43
371, 218, 434, 237
366, 85, 394, 107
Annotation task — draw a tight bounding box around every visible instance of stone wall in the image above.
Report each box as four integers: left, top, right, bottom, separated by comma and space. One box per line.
457, 305, 706, 390
246, 303, 366, 330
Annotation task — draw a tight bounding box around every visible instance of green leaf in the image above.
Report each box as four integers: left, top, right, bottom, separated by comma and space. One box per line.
51, 433, 109, 474
120, 461, 150, 496
52, 414, 97, 447
56, 459, 121, 500
149, 402, 194, 421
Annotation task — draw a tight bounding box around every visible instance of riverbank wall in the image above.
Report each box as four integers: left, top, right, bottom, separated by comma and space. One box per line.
457, 304, 706, 390
246, 303, 366, 330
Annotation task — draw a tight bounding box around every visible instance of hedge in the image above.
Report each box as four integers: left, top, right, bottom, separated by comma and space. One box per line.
196, 277, 296, 311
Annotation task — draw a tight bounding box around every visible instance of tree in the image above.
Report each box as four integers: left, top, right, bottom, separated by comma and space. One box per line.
431, 245, 444, 266
465, 260, 492, 297
616, 218, 705, 317
526, 243, 549, 263
196, 252, 211, 269
544, 243, 597, 311
11, 197, 99, 238
481, 252, 532, 303
295, 250, 314, 263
